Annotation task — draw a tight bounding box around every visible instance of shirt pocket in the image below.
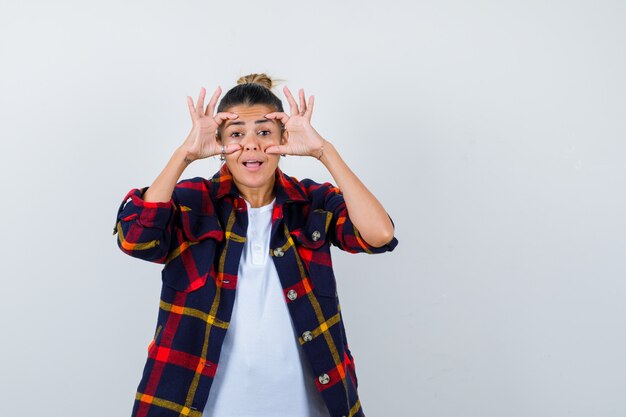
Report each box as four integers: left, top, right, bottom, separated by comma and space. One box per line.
161, 207, 224, 293
290, 209, 331, 249
290, 209, 336, 298
179, 205, 224, 242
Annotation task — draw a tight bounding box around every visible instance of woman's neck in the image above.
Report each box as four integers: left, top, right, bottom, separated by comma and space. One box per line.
234, 177, 276, 208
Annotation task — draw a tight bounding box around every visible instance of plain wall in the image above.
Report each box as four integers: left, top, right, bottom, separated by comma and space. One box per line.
1, 0, 624, 416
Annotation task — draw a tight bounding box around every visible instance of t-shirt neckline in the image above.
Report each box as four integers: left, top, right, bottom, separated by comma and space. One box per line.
245, 198, 276, 213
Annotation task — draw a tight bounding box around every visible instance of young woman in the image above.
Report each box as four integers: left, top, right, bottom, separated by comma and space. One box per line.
114, 73, 398, 417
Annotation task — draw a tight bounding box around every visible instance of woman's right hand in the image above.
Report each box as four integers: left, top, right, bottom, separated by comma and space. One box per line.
180, 86, 242, 162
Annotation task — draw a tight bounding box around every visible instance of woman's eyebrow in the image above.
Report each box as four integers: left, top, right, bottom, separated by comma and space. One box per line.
225, 119, 273, 128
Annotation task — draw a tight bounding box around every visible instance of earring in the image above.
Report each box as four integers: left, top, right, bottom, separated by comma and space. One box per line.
220, 144, 225, 162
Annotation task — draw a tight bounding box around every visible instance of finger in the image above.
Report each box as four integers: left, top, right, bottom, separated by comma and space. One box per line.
196, 87, 206, 115
298, 89, 307, 114
187, 96, 196, 118
205, 86, 222, 116
214, 112, 239, 125
265, 145, 289, 155
304, 95, 314, 120
283, 86, 300, 116
265, 112, 289, 124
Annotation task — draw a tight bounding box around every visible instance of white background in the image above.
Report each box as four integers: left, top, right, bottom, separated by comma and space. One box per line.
1, 0, 625, 416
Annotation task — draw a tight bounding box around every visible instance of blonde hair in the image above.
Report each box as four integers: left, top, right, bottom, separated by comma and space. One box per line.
235, 72, 286, 90
237, 73, 272, 88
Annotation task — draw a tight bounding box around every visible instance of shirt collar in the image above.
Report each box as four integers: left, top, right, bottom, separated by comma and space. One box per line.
210, 163, 308, 205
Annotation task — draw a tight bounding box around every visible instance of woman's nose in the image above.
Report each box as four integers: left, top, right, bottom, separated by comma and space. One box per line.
242, 133, 259, 150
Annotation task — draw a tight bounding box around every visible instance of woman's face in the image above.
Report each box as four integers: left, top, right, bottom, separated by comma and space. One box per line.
219, 103, 284, 192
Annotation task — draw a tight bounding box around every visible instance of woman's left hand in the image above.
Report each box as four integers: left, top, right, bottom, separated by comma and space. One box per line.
264, 86, 325, 159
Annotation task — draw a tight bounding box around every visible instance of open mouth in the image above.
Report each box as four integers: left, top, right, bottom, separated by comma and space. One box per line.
242, 159, 263, 170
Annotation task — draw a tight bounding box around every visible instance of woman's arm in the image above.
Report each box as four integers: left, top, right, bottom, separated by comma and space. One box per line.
144, 86, 241, 203
317, 141, 395, 247
114, 87, 241, 262
264, 87, 395, 248
142, 146, 191, 202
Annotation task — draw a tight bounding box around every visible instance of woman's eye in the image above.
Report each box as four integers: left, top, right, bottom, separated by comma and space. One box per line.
229, 132, 243, 138
259, 130, 271, 136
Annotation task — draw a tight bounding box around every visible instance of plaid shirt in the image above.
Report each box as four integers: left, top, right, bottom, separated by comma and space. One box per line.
113, 164, 398, 417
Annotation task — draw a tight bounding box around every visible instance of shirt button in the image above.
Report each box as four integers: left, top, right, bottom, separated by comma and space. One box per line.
302, 331, 313, 342
287, 289, 298, 300
273, 248, 284, 257
311, 230, 321, 241
318, 373, 330, 384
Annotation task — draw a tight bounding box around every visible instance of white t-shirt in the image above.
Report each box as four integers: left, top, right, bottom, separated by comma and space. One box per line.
202, 198, 330, 417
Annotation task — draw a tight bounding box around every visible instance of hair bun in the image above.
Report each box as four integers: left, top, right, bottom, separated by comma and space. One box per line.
236, 73, 274, 89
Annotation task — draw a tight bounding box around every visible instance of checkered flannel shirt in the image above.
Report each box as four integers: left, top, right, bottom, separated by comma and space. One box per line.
113, 164, 398, 417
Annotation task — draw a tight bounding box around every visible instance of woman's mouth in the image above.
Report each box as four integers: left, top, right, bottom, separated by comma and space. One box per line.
242, 159, 263, 171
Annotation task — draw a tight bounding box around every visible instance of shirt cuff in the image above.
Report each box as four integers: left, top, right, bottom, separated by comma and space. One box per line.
115, 186, 175, 231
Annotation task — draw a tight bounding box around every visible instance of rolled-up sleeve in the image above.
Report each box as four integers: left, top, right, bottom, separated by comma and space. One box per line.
320, 182, 399, 254
113, 186, 177, 263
